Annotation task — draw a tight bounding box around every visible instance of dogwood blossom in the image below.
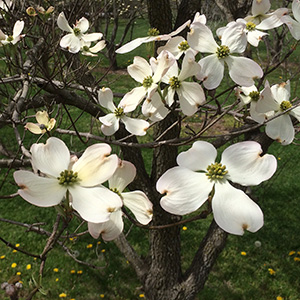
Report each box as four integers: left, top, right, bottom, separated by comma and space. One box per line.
0, 0, 12, 12
161, 50, 206, 116
57, 12, 103, 54
88, 160, 153, 241
256, 80, 300, 145
1, 20, 25, 45
13, 137, 122, 223
25, 111, 56, 134
81, 40, 106, 56
119, 50, 175, 112
156, 141, 277, 235
187, 22, 263, 89
142, 92, 169, 122
244, 0, 288, 30
281, 0, 300, 40
98, 87, 149, 136
217, 19, 268, 47
115, 20, 191, 54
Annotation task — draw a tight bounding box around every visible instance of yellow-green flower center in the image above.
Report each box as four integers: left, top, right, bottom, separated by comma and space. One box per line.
114, 107, 124, 117
73, 27, 81, 36
169, 76, 181, 89
216, 45, 230, 59
7, 35, 14, 42
206, 162, 228, 181
178, 41, 190, 51
82, 45, 89, 52
110, 187, 122, 198
280, 100, 292, 111
249, 91, 260, 102
148, 28, 160, 36
58, 170, 79, 185
246, 21, 256, 31
143, 75, 153, 88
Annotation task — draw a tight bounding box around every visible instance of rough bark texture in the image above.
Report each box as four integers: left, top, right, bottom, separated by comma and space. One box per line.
214, 0, 252, 21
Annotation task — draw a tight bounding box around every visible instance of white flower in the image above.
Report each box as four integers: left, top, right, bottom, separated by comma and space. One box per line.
57, 12, 103, 54
0, 0, 12, 11
142, 92, 169, 122
98, 87, 149, 136
156, 141, 277, 235
235, 85, 267, 123
24, 111, 56, 134
217, 19, 268, 47
119, 50, 175, 112
161, 50, 206, 116
1, 20, 25, 45
281, 0, 300, 40
13, 137, 122, 223
88, 160, 153, 241
256, 80, 300, 145
244, 0, 288, 30
81, 40, 106, 56
115, 20, 191, 54
187, 22, 263, 90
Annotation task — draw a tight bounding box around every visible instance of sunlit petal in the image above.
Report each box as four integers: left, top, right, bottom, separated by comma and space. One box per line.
121, 116, 149, 136
57, 12, 73, 32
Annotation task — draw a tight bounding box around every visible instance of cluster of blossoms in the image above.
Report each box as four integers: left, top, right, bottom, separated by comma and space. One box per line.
12, 0, 300, 237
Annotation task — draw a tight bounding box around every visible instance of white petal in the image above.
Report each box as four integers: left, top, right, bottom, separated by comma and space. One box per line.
25, 123, 44, 134
76, 17, 89, 33
281, 15, 300, 40
198, 54, 224, 90
70, 186, 122, 223
13, 20, 24, 38
266, 114, 295, 145
226, 56, 263, 87
250, 102, 266, 124
289, 106, 300, 122
187, 23, 218, 53
256, 83, 279, 113
128, 56, 152, 83
73, 144, 118, 186
179, 51, 201, 80
293, 0, 300, 23
271, 80, 290, 103
221, 141, 277, 186
157, 36, 186, 59
222, 23, 247, 53
152, 50, 176, 83
251, 0, 270, 16
30, 137, 70, 177
177, 140, 217, 171
97, 87, 116, 111
99, 114, 119, 136
109, 160, 136, 192
170, 19, 191, 36
119, 87, 146, 112
82, 32, 102, 42
142, 92, 169, 121
60, 34, 81, 53
89, 40, 106, 53
247, 30, 268, 47
256, 8, 288, 30
13, 170, 66, 207
123, 191, 153, 224
157, 167, 213, 215
121, 116, 149, 136
116, 37, 148, 54
213, 181, 264, 235
57, 12, 72, 32
35, 111, 49, 125
88, 209, 123, 240
178, 82, 205, 116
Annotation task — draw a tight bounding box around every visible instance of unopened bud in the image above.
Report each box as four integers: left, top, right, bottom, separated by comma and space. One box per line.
26, 7, 37, 16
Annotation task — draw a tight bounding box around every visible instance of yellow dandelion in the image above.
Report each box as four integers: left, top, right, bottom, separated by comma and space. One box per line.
289, 251, 296, 256
16, 272, 21, 276
294, 257, 300, 261
12, 250, 17, 253
77, 270, 83, 274
182, 226, 187, 231
26, 264, 31, 270
277, 157, 281, 160
241, 251, 247, 256
15, 244, 20, 247
59, 292, 67, 298
0, 255, 5, 259
297, 251, 300, 255
70, 270, 76, 274
268, 268, 276, 275
276, 296, 284, 300
55, 278, 59, 282
86, 244, 93, 249
100, 295, 105, 298
101, 249, 106, 253
11, 263, 17, 268
97, 241, 101, 245
139, 294, 145, 298
53, 268, 59, 272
